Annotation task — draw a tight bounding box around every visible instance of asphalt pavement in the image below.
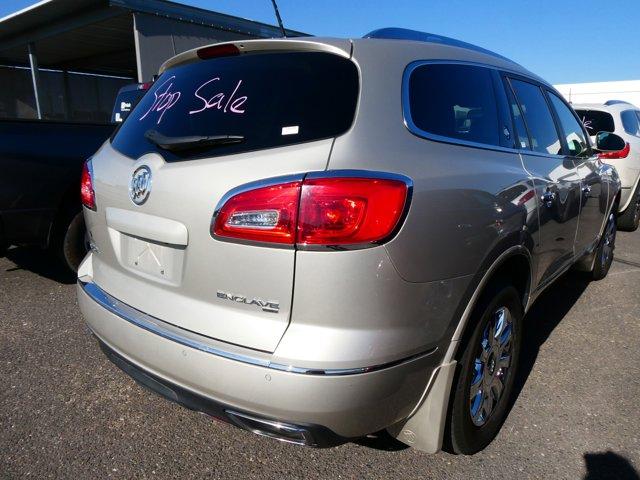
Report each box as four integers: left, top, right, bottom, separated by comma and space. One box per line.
1, 232, 639, 479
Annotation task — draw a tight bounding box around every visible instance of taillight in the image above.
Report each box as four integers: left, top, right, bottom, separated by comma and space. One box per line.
213, 181, 301, 244
80, 159, 96, 211
598, 142, 630, 160
212, 173, 410, 248
298, 178, 408, 245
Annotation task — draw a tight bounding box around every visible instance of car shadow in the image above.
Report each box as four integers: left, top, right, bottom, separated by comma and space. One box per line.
3, 246, 76, 285
352, 430, 410, 451
584, 451, 640, 480
508, 270, 591, 410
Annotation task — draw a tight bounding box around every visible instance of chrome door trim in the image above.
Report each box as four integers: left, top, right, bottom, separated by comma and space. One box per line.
79, 279, 436, 376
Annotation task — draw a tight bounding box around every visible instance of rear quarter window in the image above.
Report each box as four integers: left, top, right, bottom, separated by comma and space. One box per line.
111, 52, 359, 161
406, 63, 502, 148
575, 109, 615, 137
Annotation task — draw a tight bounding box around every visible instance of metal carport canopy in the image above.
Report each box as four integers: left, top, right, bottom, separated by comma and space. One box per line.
0, 0, 306, 77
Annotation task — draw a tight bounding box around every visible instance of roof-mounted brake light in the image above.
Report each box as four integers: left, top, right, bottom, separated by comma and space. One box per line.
197, 44, 240, 60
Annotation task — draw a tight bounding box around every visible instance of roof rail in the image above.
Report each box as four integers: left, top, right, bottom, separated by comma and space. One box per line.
363, 27, 513, 63
604, 100, 632, 106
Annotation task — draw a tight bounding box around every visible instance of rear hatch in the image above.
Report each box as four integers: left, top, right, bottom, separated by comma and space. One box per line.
88, 39, 358, 352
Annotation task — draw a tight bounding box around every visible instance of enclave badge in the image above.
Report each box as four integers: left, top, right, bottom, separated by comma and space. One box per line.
130, 165, 152, 205
217, 290, 279, 313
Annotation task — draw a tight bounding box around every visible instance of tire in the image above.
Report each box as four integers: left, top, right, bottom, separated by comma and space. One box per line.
50, 210, 88, 274
617, 183, 640, 232
446, 283, 523, 455
591, 212, 617, 281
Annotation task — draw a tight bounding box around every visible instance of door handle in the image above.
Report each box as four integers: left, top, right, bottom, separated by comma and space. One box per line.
541, 190, 556, 208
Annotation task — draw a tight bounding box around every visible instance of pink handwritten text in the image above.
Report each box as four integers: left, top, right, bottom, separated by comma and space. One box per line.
189, 77, 247, 115
139, 76, 181, 125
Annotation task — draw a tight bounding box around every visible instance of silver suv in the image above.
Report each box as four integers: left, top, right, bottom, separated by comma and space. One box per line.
574, 101, 640, 231
77, 29, 622, 455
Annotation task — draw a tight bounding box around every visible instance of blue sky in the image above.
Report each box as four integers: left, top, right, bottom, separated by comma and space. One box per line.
1, 0, 638, 84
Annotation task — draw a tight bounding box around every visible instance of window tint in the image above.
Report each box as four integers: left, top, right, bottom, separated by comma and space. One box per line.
621, 110, 640, 136
575, 109, 615, 137
548, 92, 589, 157
408, 64, 500, 146
509, 79, 562, 155
111, 52, 359, 161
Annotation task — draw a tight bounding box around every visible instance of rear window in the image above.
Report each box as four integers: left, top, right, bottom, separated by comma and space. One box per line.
407, 64, 501, 147
111, 52, 359, 160
575, 109, 615, 137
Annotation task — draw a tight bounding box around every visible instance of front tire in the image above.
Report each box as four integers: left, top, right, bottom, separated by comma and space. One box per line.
446, 283, 523, 455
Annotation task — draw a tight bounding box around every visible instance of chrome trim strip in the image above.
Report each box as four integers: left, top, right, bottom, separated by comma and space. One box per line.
79, 279, 436, 375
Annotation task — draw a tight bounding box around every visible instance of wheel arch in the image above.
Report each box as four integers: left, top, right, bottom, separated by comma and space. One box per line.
389, 244, 533, 453
444, 245, 532, 364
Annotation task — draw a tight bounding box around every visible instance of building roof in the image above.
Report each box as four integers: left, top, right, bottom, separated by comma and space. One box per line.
0, 0, 306, 75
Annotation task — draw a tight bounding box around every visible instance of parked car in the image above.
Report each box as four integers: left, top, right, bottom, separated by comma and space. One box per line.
111, 82, 152, 124
0, 80, 155, 272
77, 29, 623, 455
0, 119, 114, 271
574, 101, 640, 231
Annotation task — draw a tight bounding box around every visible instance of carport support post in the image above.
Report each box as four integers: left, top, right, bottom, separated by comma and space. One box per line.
27, 42, 43, 120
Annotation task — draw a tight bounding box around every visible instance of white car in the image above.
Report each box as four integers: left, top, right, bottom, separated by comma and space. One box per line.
574, 101, 640, 231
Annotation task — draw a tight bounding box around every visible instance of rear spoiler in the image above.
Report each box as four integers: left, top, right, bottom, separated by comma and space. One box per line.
159, 38, 352, 74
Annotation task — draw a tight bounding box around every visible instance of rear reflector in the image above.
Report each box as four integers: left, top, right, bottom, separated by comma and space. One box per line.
197, 44, 240, 59
598, 142, 630, 160
80, 159, 96, 210
212, 174, 410, 247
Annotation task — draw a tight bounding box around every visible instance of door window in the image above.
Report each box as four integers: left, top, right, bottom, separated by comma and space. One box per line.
548, 92, 590, 157
509, 79, 562, 155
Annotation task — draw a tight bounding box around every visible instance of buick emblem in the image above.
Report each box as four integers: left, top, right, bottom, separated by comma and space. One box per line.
129, 165, 152, 205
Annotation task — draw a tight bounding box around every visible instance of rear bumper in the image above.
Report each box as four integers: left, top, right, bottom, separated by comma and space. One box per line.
97, 339, 341, 446
77, 278, 438, 440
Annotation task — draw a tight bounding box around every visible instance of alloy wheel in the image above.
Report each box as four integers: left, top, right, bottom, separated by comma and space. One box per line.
601, 213, 616, 268
469, 306, 514, 427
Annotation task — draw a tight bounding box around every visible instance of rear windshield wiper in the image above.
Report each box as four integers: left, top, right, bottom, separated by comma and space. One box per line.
144, 129, 244, 152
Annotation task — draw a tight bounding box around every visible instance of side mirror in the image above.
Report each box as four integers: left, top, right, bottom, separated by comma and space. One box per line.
595, 131, 626, 152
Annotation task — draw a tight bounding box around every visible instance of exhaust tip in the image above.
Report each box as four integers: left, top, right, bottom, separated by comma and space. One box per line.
225, 410, 314, 446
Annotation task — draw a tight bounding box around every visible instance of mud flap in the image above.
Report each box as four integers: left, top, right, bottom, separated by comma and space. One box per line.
387, 360, 457, 453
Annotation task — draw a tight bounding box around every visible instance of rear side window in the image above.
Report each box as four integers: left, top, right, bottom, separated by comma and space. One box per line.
548, 92, 589, 157
111, 52, 359, 160
509, 79, 562, 155
575, 109, 615, 137
407, 64, 501, 147
621, 110, 640, 136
